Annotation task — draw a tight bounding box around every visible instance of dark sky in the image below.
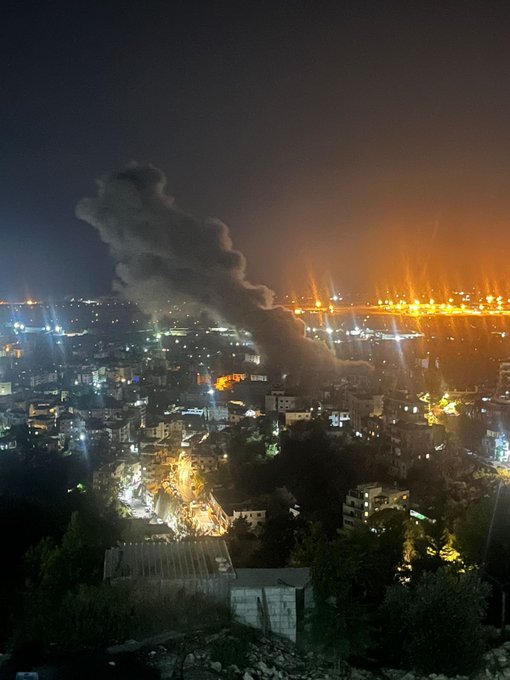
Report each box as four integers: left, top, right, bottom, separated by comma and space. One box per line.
2, 0, 510, 299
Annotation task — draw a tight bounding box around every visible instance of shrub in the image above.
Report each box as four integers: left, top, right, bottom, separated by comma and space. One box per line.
381, 567, 490, 674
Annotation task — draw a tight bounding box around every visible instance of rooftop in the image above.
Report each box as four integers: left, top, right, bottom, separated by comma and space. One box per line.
392, 419, 430, 431
104, 539, 235, 581
233, 568, 310, 589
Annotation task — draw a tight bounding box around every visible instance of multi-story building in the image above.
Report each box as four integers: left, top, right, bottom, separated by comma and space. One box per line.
389, 420, 434, 477
329, 410, 350, 428
345, 390, 383, 434
285, 410, 312, 427
342, 482, 409, 529
265, 390, 298, 413
205, 404, 228, 424
496, 361, 510, 402
28, 401, 56, 418
29, 371, 58, 388
366, 415, 384, 440
383, 390, 425, 425
144, 419, 171, 440
482, 428, 510, 462
209, 489, 267, 533
190, 450, 219, 473
105, 419, 131, 444
231, 508, 266, 532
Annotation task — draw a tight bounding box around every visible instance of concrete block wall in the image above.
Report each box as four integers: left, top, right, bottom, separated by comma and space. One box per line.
230, 586, 298, 642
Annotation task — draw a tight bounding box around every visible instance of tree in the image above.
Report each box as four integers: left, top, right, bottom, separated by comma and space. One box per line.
454, 485, 510, 629
454, 413, 486, 451
305, 527, 373, 659
227, 516, 255, 540
381, 567, 490, 674
292, 517, 407, 660
408, 519, 462, 579
406, 458, 449, 518
290, 521, 328, 567
26, 511, 106, 595
251, 513, 305, 567
226, 517, 257, 567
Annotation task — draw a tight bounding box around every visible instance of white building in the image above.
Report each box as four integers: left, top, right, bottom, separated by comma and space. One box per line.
329, 410, 350, 427
342, 482, 409, 529
209, 491, 267, 533
232, 508, 266, 532
29, 371, 58, 387
205, 404, 228, 422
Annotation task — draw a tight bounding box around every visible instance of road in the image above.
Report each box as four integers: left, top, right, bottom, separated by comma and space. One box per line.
118, 454, 222, 536
119, 485, 152, 519
176, 451, 196, 503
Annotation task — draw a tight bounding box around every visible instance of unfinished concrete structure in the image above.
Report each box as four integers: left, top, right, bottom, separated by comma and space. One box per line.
103, 540, 312, 642
230, 568, 312, 643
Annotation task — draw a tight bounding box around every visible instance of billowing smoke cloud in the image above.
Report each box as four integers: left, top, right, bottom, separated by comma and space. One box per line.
76, 164, 366, 378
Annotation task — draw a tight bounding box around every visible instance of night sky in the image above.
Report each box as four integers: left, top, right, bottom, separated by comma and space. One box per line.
2, 0, 510, 299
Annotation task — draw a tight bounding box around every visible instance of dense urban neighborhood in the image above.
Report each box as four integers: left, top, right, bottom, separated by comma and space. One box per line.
5, 1, 510, 676
1, 295, 510, 676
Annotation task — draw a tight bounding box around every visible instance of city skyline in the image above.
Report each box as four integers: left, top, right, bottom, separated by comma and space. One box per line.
4, 3, 510, 673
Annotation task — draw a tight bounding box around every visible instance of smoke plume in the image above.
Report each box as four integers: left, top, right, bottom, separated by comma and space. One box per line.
76, 164, 365, 377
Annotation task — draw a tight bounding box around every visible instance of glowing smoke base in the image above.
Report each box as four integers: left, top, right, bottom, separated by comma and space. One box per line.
77, 164, 365, 377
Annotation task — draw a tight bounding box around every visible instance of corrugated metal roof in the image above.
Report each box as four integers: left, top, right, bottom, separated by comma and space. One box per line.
104, 539, 235, 581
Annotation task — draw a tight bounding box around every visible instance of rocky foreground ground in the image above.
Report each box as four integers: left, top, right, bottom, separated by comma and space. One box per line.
4, 627, 510, 679
127, 627, 510, 680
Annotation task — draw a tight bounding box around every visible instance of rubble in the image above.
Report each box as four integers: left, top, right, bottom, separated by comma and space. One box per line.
128, 627, 510, 680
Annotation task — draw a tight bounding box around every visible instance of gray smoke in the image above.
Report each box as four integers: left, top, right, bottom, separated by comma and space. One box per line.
76, 164, 365, 377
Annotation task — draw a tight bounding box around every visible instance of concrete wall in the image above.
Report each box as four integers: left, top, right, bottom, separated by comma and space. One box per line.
230, 586, 298, 642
